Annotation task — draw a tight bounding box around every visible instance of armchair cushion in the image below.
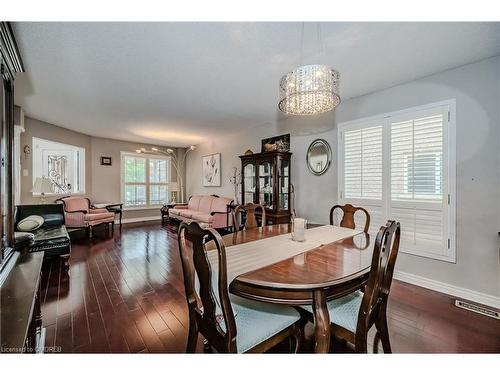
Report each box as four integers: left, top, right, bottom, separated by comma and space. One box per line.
84, 211, 115, 223
60, 196, 90, 213
90, 208, 109, 214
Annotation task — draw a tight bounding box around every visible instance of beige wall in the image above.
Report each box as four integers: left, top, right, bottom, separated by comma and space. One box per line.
21, 117, 93, 204
20, 116, 182, 220
91, 136, 178, 220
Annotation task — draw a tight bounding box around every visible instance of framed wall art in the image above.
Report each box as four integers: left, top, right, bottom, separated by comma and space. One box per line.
202, 153, 221, 186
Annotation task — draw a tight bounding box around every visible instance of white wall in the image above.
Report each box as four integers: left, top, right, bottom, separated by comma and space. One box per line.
186, 55, 500, 299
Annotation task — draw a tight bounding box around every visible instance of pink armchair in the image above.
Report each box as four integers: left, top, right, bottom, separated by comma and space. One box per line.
57, 197, 115, 238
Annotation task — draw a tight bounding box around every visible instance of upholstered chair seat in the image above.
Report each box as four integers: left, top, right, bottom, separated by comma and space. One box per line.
220, 296, 300, 353
302, 291, 363, 332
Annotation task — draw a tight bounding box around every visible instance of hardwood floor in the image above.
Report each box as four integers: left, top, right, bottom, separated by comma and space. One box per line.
40, 222, 500, 353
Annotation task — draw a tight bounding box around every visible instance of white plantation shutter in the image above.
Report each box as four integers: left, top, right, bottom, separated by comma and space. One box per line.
391, 113, 444, 201
343, 125, 383, 200
122, 153, 171, 207
389, 108, 450, 260
340, 124, 385, 235
338, 102, 455, 262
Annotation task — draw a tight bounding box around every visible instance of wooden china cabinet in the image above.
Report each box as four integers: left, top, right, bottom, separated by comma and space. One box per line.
239, 151, 292, 224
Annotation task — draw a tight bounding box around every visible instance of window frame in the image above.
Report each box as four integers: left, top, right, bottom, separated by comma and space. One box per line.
120, 151, 172, 209
337, 99, 456, 263
32, 137, 86, 196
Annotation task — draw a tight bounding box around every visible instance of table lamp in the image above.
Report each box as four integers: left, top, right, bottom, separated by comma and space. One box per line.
169, 182, 179, 203
32, 177, 54, 203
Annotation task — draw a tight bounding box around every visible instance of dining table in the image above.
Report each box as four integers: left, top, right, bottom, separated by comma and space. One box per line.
207, 223, 373, 353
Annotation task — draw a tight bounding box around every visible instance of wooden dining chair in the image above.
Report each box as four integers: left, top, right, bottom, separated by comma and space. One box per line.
301, 220, 401, 353
177, 221, 301, 353
330, 204, 371, 233
232, 203, 266, 232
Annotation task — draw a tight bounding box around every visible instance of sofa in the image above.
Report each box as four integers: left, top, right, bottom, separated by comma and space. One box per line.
14, 204, 71, 258
169, 195, 233, 229
56, 196, 115, 238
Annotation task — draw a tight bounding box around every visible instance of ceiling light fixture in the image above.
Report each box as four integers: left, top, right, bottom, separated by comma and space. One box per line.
278, 24, 340, 116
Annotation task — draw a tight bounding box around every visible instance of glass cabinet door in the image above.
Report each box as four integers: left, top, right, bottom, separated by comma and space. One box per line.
243, 163, 256, 204
279, 158, 289, 210
258, 161, 274, 209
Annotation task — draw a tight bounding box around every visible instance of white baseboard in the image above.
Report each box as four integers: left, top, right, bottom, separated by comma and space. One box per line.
394, 270, 500, 309
116, 216, 162, 224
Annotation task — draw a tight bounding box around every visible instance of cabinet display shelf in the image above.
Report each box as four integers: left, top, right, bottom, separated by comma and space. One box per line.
239, 151, 292, 225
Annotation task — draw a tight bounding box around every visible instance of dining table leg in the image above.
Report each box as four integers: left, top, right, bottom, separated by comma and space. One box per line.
312, 289, 330, 353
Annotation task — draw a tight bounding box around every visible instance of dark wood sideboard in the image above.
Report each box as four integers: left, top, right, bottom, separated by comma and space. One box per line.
0, 22, 44, 354
1, 251, 45, 353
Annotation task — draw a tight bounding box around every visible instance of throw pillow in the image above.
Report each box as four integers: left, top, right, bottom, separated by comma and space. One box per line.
17, 215, 45, 231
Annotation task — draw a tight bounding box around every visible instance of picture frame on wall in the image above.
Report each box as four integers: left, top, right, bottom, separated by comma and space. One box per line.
202, 153, 221, 186
100, 156, 112, 166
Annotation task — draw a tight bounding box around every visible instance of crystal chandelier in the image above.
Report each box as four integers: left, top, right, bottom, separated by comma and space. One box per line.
278, 23, 341, 116
279, 64, 340, 115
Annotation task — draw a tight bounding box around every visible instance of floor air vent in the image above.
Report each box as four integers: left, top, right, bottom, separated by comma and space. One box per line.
455, 300, 500, 320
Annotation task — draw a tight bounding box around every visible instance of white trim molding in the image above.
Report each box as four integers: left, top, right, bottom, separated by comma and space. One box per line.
394, 270, 500, 309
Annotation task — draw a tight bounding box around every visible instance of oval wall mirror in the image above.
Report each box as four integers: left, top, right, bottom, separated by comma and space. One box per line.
306, 139, 332, 176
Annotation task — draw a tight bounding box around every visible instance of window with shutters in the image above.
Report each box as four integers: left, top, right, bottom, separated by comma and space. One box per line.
338, 101, 456, 262
121, 152, 171, 208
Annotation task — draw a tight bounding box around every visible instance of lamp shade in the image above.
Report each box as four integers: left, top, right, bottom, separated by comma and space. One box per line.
32, 177, 54, 194
169, 182, 179, 192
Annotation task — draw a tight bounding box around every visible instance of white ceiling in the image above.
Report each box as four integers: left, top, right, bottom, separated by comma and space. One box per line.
13, 22, 500, 147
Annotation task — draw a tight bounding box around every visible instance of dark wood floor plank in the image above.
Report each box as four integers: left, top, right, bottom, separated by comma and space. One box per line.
40, 222, 500, 354
54, 313, 73, 353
